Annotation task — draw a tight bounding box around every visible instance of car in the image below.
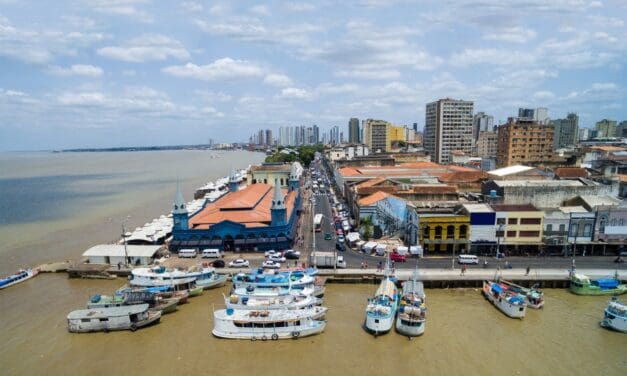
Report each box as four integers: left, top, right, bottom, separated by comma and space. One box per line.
284, 250, 301, 259
268, 254, 286, 263
265, 250, 280, 257
262, 260, 281, 269
324, 232, 332, 240
211, 259, 226, 268
390, 252, 406, 262
336, 229, 343, 236
335, 242, 346, 252
337, 235, 345, 243
228, 258, 250, 268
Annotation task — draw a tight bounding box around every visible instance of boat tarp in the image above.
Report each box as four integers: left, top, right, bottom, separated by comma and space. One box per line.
376, 279, 397, 299
509, 296, 524, 304
596, 279, 619, 289
491, 283, 503, 293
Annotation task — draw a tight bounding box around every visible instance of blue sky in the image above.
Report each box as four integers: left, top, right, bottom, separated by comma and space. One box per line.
1, 0, 626, 150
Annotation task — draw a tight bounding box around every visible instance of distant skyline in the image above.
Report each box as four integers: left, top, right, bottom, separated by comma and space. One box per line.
1, 0, 626, 150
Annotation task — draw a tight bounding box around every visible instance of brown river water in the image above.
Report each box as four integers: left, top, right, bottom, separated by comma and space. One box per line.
0, 151, 625, 375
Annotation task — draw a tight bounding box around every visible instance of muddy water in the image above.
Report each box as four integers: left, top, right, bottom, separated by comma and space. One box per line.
1, 279, 625, 376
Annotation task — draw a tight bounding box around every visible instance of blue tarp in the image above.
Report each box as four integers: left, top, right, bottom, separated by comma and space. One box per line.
596, 279, 619, 289
491, 284, 503, 293
509, 296, 524, 304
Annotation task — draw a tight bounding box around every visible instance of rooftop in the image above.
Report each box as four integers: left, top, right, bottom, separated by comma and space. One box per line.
359, 191, 394, 206
250, 163, 292, 172
462, 203, 494, 213
491, 204, 539, 212
494, 180, 587, 187
554, 167, 589, 179
488, 165, 534, 177
83, 245, 161, 258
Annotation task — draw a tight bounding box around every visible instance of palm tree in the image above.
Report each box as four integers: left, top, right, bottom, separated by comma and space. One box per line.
361, 216, 374, 240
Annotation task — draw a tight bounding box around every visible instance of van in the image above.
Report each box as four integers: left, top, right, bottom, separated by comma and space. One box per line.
178, 249, 197, 258
201, 249, 223, 258
458, 254, 479, 265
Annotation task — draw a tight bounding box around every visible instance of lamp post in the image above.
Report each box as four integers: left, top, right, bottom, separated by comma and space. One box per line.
311, 199, 316, 268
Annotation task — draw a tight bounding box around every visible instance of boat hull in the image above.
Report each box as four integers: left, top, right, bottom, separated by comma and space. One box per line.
187, 286, 204, 297
68, 310, 161, 333
0, 269, 38, 290
364, 314, 394, 335
197, 275, 228, 290
395, 317, 425, 337
570, 285, 627, 296
212, 321, 326, 340
482, 282, 526, 319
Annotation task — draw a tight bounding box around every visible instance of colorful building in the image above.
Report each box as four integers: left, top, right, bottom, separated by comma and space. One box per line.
492, 204, 543, 252
417, 213, 470, 254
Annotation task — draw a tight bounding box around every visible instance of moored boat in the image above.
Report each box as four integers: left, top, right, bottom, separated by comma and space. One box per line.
600, 297, 627, 333
225, 293, 324, 313
569, 273, 627, 296
193, 266, 228, 290
130, 268, 203, 297
500, 279, 545, 309
67, 304, 161, 333
365, 278, 398, 335
396, 273, 426, 337
88, 292, 178, 314
0, 268, 39, 290
482, 280, 527, 319
212, 308, 326, 340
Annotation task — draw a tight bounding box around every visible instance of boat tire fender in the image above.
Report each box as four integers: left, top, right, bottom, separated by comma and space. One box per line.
251, 336, 257, 341
271, 334, 279, 341
130, 324, 137, 332
262, 335, 268, 341
291, 331, 300, 338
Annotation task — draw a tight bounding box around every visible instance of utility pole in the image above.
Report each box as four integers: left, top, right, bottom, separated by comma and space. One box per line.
122, 224, 129, 267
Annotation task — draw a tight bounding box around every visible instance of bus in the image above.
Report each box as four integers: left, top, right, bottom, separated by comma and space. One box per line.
314, 214, 323, 232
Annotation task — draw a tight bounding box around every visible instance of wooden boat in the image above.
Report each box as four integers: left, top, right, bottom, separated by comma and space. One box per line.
225, 293, 325, 317
67, 304, 161, 333
482, 281, 527, 319
600, 297, 627, 333
365, 257, 397, 335
88, 292, 178, 314
500, 280, 545, 309
570, 273, 627, 296
116, 285, 189, 304
212, 308, 326, 340
396, 273, 426, 337
0, 268, 38, 290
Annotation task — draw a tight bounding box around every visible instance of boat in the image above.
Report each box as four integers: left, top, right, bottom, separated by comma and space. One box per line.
225, 293, 324, 314
482, 280, 527, 319
88, 292, 178, 314
600, 297, 627, 333
192, 266, 228, 290
67, 303, 161, 333
231, 269, 315, 290
212, 308, 326, 340
500, 279, 545, 309
130, 267, 203, 297
116, 285, 190, 304
569, 273, 627, 296
0, 268, 39, 290
365, 257, 398, 336
396, 269, 426, 337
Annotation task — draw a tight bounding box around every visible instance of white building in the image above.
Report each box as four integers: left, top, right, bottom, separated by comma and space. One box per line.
424, 98, 473, 164
82, 245, 161, 266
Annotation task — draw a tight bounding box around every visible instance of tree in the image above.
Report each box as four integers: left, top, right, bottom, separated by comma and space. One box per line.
361, 216, 373, 240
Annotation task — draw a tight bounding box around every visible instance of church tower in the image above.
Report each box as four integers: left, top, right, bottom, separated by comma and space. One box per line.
172, 182, 189, 231
270, 179, 287, 226
288, 162, 300, 192
228, 168, 239, 192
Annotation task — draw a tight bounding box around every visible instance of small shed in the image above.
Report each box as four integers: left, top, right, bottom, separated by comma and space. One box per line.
82, 245, 161, 266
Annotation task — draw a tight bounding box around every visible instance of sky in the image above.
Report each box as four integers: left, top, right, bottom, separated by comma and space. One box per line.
1, 0, 626, 150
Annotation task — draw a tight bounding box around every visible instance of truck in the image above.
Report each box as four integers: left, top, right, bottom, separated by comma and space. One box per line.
310, 251, 346, 269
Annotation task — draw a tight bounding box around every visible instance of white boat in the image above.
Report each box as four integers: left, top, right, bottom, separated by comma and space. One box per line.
194, 267, 228, 290
130, 267, 203, 296
212, 308, 326, 340
482, 280, 527, 319
232, 285, 315, 298
500, 279, 545, 309
365, 278, 398, 335
225, 293, 324, 315
396, 270, 426, 337
600, 297, 627, 333
67, 304, 161, 333
0, 268, 39, 290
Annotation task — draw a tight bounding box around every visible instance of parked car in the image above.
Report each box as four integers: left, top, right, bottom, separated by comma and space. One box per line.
324, 232, 333, 240
390, 252, 406, 262
335, 242, 346, 252
265, 250, 280, 257
228, 259, 250, 268
262, 260, 281, 269
284, 250, 301, 259
211, 259, 226, 268
268, 254, 286, 263
337, 235, 345, 243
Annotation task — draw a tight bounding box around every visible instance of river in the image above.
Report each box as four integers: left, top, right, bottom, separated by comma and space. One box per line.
0, 151, 625, 375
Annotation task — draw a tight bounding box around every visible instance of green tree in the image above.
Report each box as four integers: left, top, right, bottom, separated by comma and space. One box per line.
361, 216, 373, 240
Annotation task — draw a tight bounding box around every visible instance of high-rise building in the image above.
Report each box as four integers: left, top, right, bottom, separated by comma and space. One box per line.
476, 131, 498, 158
518, 108, 535, 120
412, 123, 418, 132
473, 112, 494, 144
578, 127, 590, 141
551, 113, 579, 149
424, 98, 473, 164
348, 118, 360, 144
257, 129, 264, 146
595, 119, 617, 138
496, 118, 555, 167
312, 124, 320, 144
518, 107, 549, 124
265, 129, 273, 146
363, 119, 391, 153
617, 121, 627, 138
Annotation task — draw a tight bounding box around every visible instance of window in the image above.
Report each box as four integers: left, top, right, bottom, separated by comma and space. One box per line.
81, 319, 90, 323
459, 225, 467, 239
583, 224, 592, 237
520, 218, 541, 225
546, 224, 553, 232
423, 226, 430, 238
496, 230, 505, 237
559, 224, 566, 232
507, 231, 517, 237
570, 224, 579, 237
496, 218, 506, 225
519, 231, 540, 237
508, 218, 518, 225
446, 225, 455, 239
435, 226, 442, 239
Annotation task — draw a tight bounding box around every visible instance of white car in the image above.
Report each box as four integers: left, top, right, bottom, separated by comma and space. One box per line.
264, 250, 280, 257
228, 259, 250, 268
268, 254, 286, 263
262, 260, 281, 269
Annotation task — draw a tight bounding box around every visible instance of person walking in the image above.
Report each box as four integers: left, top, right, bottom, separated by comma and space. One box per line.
525, 266, 530, 276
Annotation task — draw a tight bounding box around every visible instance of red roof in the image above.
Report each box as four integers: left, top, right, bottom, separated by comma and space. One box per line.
554, 167, 588, 179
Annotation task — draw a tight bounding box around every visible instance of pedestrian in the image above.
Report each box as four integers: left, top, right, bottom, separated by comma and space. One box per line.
525, 266, 530, 276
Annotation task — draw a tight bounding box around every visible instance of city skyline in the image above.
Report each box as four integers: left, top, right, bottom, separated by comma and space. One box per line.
1, 1, 626, 150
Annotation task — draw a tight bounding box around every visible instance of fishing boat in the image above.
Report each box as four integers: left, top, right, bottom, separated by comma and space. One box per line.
482, 280, 527, 319
193, 266, 228, 290
88, 292, 178, 314
569, 273, 627, 296
0, 268, 39, 290
67, 304, 161, 333
396, 270, 426, 337
231, 269, 315, 290
365, 257, 398, 336
116, 285, 189, 304
225, 293, 324, 314
130, 267, 203, 297
212, 308, 326, 340
500, 279, 545, 309
600, 297, 627, 333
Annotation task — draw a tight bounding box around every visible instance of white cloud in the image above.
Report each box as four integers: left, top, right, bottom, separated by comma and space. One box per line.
335, 69, 400, 80
48, 64, 103, 77
263, 74, 293, 87
533, 90, 556, 100
484, 27, 537, 43
89, 0, 153, 22
450, 48, 535, 67
286, 2, 316, 11
316, 83, 360, 94
591, 82, 617, 90
162, 58, 264, 81
280, 87, 311, 100
97, 34, 189, 62
250, 5, 270, 16
180, 1, 202, 12
58, 92, 106, 106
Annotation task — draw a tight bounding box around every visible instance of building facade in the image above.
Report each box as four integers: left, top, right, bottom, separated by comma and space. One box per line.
492, 204, 544, 251
348, 118, 360, 144
424, 98, 474, 164
595, 119, 617, 138
418, 213, 470, 254
363, 119, 391, 153
476, 131, 498, 158
496, 118, 555, 167
552, 113, 579, 149
473, 112, 494, 144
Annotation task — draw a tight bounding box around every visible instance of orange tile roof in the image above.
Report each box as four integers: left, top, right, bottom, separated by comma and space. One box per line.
554, 167, 588, 179
355, 176, 388, 188
591, 146, 626, 152
189, 184, 296, 229
438, 170, 488, 183
359, 191, 392, 206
